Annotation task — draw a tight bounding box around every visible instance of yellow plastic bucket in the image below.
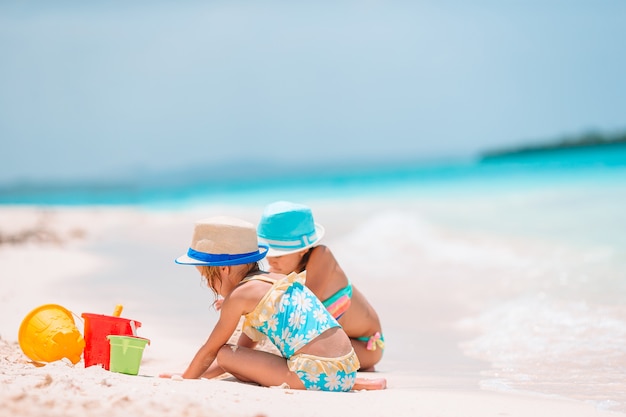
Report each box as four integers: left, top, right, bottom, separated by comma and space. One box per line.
18, 304, 85, 364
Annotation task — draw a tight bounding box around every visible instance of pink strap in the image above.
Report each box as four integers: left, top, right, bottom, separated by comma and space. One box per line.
366, 332, 384, 351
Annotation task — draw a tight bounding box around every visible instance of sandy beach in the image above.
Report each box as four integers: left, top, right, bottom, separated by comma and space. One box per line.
0, 202, 622, 417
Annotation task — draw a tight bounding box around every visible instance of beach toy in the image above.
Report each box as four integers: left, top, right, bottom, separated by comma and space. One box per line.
107, 335, 150, 375
112, 304, 123, 317
18, 304, 85, 365
81, 312, 141, 369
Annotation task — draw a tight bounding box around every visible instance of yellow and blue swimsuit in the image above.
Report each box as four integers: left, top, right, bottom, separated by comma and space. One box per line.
242, 272, 360, 391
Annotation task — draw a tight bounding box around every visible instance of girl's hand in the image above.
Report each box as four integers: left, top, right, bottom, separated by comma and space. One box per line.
158, 373, 183, 380
213, 298, 224, 311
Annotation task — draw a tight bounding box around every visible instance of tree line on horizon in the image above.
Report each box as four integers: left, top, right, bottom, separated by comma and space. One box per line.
481, 129, 626, 159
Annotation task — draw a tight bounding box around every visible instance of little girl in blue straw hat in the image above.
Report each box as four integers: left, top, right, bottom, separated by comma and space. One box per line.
257, 201, 384, 371
161, 216, 386, 391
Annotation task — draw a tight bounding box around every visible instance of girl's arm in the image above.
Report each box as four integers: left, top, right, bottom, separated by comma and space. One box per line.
305, 245, 346, 297
181, 297, 246, 379
200, 332, 257, 379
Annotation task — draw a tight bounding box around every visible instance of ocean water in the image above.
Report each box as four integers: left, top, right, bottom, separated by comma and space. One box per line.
3, 143, 626, 410
2, 142, 625, 208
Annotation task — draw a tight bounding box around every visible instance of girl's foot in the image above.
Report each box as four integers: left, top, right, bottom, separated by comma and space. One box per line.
353, 377, 387, 390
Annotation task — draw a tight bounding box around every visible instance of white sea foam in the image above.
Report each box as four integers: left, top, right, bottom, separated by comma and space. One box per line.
425, 183, 626, 412
460, 294, 626, 411
334, 209, 530, 279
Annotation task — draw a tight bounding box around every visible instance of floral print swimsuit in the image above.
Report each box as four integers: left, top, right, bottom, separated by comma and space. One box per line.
242, 272, 360, 391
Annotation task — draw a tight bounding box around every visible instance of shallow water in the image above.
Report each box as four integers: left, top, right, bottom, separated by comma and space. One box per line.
325, 183, 626, 411
364, 180, 626, 412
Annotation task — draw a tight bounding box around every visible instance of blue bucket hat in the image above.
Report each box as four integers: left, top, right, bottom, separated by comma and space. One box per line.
257, 201, 325, 257
176, 216, 268, 266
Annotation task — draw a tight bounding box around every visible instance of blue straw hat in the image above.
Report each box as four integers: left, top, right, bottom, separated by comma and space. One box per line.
176, 216, 268, 266
257, 201, 325, 257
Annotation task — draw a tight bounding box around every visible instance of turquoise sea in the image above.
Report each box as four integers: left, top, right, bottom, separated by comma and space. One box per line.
2, 142, 625, 208
2, 143, 626, 411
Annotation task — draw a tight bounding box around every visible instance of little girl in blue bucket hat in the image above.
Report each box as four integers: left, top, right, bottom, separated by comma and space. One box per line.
162, 216, 386, 391
257, 201, 385, 371
257, 200, 325, 256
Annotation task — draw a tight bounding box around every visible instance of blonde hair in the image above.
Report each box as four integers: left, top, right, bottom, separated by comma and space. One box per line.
198, 265, 222, 299
198, 262, 262, 301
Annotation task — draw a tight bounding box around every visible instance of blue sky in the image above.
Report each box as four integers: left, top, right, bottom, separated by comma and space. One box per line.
1, 1, 625, 185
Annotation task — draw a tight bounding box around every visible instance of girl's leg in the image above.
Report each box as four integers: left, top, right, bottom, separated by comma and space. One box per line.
351, 338, 387, 389
216, 344, 305, 389
351, 338, 383, 371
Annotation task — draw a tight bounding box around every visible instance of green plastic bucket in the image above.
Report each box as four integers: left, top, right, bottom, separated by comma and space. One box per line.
106, 335, 150, 375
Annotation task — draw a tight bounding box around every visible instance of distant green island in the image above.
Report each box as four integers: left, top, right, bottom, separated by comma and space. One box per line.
480, 130, 626, 160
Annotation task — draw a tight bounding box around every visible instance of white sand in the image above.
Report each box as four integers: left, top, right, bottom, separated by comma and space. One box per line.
0, 205, 618, 417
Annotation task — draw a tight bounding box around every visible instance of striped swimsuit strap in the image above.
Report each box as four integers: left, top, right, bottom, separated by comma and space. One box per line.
322, 281, 353, 319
